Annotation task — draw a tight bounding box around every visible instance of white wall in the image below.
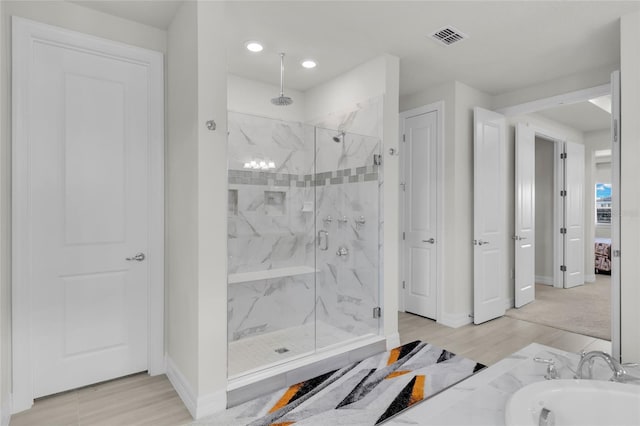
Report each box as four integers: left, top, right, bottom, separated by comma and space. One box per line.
585, 130, 613, 246
620, 10, 640, 363
167, 0, 199, 400
166, 1, 227, 417
535, 138, 555, 282
305, 55, 392, 125
0, 1, 168, 420
0, 1, 8, 423
400, 81, 494, 325
228, 74, 306, 122
194, 0, 227, 409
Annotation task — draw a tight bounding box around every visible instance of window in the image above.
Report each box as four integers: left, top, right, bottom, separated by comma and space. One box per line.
595, 183, 611, 224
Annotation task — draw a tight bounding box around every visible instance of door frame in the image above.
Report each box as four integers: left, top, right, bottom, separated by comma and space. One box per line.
11, 17, 165, 413
398, 101, 445, 323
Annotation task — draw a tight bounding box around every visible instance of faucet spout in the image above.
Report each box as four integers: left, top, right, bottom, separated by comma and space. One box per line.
575, 351, 626, 382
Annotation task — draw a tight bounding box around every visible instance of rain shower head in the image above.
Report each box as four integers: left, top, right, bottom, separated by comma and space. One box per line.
271, 53, 293, 106
332, 131, 345, 143
271, 95, 293, 106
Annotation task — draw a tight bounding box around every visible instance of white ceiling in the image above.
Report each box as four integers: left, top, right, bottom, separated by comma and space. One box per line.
538, 101, 612, 133
73, 1, 640, 99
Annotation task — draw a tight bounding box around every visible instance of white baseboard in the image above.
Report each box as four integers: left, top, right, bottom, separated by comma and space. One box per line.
504, 298, 514, 310
1, 393, 12, 426
165, 355, 226, 420
438, 312, 472, 328
385, 332, 400, 350
535, 275, 554, 286
585, 274, 596, 283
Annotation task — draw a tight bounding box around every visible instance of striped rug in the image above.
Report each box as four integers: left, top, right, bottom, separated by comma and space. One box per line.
196, 341, 485, 425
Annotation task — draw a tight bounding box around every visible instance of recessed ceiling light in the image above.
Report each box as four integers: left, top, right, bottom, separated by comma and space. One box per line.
301, 60, 317, 69
245, 41, 263, 53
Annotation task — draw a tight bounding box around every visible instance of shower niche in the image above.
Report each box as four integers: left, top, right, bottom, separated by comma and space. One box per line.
227, 111, 382, 378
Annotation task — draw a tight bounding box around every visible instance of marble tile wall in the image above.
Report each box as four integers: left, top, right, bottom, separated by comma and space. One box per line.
314, 179, 380, 342
227, 101, 382, 352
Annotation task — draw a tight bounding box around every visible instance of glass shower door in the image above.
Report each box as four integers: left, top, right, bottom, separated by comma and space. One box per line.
226, 112, 316, 377
314, 127, 381, 350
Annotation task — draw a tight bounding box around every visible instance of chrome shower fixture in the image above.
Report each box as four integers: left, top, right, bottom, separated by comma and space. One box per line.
332, 131, 345, 143
271, 52, 293, 106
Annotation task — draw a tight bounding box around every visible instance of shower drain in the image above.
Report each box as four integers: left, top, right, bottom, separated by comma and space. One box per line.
274, 347, 290, 354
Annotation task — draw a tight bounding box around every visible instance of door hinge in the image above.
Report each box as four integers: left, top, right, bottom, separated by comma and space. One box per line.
613, 249, 621, 257
400, 182, 406, 191
403, 134, 406, 142
402, 281, 406, 289
373, 154, 382, 166
402, 231, 406, 240
613, 119, 618, 143
560, 265, 567, 272
560, 190, 567, 197
373, 306, 382, 318
560, 153, 567, 159
560, 227, 567, 234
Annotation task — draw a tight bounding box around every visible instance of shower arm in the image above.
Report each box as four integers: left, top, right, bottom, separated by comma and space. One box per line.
279, 53, 285, 97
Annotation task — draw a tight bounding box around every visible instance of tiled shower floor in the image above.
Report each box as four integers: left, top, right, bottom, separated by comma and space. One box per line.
228, 322, 358, 377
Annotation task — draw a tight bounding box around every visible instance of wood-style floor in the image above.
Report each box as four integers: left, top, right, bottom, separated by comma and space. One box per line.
10, 313, 611, 425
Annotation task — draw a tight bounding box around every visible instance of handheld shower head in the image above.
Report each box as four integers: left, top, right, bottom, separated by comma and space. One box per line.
332, 131, 345, 143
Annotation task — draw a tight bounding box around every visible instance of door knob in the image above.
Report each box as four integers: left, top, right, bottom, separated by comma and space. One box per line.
126, 252, 146, 261
422, 238, 436, 244
475, 240, 490, 246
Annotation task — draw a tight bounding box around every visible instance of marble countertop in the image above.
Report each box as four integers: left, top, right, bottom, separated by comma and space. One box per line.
386, 343, 640, 426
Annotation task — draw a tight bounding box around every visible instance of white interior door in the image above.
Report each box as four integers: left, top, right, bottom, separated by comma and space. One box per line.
515, 124, 536, 307
563, 142, 585, 288
473, 107, 507, 324
403, 110, 438, 319
611, 70, 621, 360
13, 18, 162, 399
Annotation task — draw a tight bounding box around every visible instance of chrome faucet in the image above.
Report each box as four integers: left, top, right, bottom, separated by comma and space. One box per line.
575, 351, 626, 382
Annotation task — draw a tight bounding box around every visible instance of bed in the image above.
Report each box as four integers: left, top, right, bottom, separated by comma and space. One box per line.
595, 237, 611, 275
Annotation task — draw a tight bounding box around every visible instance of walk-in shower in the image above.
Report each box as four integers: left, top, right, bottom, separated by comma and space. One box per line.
227, 111, 382, 378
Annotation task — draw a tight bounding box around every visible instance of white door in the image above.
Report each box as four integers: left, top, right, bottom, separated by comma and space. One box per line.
13, 18, 163, 399
611, 70, 621, 360
563, 142, 585, 288
403, 110, 438, 319
473, 107, 507, 324
514, 124, 536, 307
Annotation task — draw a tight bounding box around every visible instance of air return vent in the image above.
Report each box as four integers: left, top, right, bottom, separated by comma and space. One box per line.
429, 26, 469, 46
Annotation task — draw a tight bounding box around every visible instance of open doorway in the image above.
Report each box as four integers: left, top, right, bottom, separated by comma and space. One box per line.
505, 86, 615, 346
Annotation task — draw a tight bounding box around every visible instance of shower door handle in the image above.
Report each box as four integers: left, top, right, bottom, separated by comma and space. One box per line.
318, 230, 329, 251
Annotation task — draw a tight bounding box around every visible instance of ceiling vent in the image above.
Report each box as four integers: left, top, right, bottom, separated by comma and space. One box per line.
429, 26, 469, 46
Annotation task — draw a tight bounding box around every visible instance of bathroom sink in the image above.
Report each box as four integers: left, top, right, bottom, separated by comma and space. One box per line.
505, 379, 640, 426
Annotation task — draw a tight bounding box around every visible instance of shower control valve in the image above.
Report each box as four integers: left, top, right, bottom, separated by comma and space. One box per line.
355, 215, 366, 228
336, 246, 349, 257
323, 215, 333, 224
338, 216, 348, 224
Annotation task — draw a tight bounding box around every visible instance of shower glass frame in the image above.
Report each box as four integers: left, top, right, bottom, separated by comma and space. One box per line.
226, 111, 381, 379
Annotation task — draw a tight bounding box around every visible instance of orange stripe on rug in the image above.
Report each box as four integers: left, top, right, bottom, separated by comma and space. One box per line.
387, 347, 401, 365
409, 375, 425, 406
386, 370, 411, 379
269, 383, 302, 413
270, 422, 295, 426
